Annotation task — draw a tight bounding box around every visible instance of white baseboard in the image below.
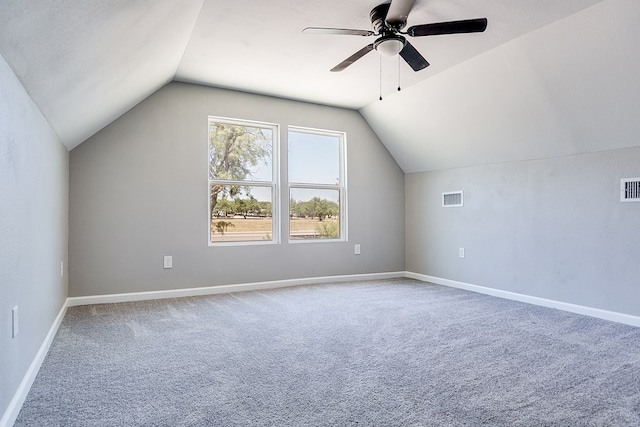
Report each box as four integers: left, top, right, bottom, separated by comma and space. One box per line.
0, 300, 68, 427
406, 272, 640, 328
67, 272, 405, 307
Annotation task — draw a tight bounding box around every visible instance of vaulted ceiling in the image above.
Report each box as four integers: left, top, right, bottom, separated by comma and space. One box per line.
1, 0, 638, 172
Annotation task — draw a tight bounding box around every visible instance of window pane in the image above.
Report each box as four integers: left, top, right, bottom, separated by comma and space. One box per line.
289, 188, 340, 240
210, 185, 273, 243
209, 122, 273, 182
288, 131, 340, 185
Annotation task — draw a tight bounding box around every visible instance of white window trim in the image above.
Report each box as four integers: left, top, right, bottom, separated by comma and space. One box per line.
207, 116, 280, 246
287, 126, 347, 244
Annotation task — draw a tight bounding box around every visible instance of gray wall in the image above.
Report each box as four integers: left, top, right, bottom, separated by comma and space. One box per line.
400, 0, 640, 319
406, 147, 640, 316
0, 55, 68, 419
69, 82, 405, 297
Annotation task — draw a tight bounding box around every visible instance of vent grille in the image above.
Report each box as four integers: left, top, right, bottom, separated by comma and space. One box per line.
621, 178, 640, 202
443, 191, 463, 207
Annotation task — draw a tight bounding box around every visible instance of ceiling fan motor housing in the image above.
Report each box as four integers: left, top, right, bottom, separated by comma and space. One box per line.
370, 3, 393, 34
370, 3, 407, 56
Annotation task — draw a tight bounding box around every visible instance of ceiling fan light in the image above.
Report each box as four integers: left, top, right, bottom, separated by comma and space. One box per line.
375, 38, 405, 56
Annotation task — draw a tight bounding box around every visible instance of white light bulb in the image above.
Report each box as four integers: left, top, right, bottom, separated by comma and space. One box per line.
376, 38, 404, 56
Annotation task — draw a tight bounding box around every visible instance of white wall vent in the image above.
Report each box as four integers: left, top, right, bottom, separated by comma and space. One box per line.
621, 178, 640, 202
443, 191, 463, 207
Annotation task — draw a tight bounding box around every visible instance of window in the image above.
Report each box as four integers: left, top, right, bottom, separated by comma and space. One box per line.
208, 117, 278, 244
288, 127, 346, 241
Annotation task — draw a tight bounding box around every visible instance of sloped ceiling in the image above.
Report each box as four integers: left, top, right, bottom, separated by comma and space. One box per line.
0, 0, 205, 148
362, 0, 640, 172
3, 0, 635, 173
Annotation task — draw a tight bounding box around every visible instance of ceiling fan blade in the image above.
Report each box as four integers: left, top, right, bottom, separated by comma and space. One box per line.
399, 41, 430, 71
386, 0, 416, 27
407, 18, 488, 37
303, 27, 374, 37
330, 44, 375, 72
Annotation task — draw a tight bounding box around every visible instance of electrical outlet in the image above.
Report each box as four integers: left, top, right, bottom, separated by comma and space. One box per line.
60, 261, 64, 278
163, 255, 173, 269
354, 244, 361, 255
12, 306, 18, 338
459, 248, 465, 258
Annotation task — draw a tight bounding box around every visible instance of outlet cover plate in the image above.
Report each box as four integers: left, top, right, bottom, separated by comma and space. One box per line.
163, 256, 173, 269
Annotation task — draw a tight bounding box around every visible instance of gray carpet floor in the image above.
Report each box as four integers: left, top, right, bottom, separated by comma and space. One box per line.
15, 278, 640, 426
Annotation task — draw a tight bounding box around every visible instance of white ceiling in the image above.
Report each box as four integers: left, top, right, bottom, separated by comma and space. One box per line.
3, 0, 633, 172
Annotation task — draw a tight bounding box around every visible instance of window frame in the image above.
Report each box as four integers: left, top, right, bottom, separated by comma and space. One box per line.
207, 116, 280, 246
287, 126, 348, 243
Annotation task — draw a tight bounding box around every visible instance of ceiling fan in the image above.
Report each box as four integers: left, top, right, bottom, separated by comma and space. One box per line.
303, 0, 487, 72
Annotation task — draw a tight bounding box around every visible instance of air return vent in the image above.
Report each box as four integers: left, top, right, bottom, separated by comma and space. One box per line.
621, 178, 640, 202
443, 191, 463, 207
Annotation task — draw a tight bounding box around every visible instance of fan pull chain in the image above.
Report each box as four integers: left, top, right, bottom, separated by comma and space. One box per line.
379, 55, 383, 101
398, 55, 402, 92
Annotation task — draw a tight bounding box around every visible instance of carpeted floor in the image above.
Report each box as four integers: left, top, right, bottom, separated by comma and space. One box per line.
15, 278, 640, 426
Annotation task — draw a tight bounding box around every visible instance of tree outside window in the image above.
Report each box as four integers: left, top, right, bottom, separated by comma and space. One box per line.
208, 117, 278, 244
